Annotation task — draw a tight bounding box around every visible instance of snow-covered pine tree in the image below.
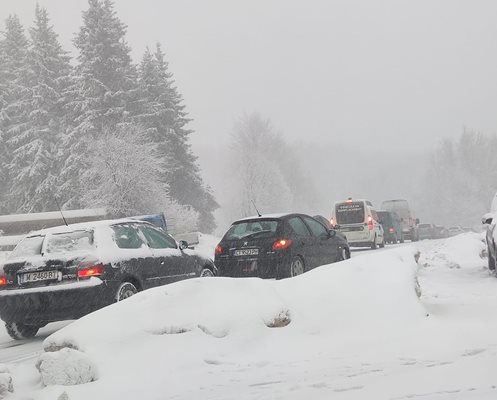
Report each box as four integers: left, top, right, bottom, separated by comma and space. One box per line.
7, 6, 73, 213
137, 44, 218, 232
0, 15, 31, 213
60, 0, 139, 209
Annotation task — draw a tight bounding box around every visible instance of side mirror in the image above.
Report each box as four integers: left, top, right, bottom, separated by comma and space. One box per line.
415, 218, 420, 225
178, 240, 189, 250
482, 213, 493, 225
334, 224, 341, 230
328, 229, 337, 238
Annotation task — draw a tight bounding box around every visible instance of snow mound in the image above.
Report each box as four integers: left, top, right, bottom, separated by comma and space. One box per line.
36, 348, 97, 386
0, 364, 13, 399
419, 232, 486, 270
39, 247, 425, 399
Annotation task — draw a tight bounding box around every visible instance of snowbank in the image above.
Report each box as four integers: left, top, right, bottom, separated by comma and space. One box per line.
419, 232, 486, 270
36, 348, 97, 386
0, 364, 13, 398
37, 246, 424, 399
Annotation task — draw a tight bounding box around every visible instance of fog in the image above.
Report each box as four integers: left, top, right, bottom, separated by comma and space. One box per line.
2, 0, 497, 233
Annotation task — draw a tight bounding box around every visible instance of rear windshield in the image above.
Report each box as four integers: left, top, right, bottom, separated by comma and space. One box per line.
335, 202, 365, 224
45, 231, 94, 254
224, 220, 279, 241
377, 212, 392, 226
10, 235, 45, 258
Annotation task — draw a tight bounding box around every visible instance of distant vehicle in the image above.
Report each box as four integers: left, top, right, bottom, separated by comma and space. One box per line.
0, 219, 216, 340
417, 223, 436, 240
377, 210, 403, 244
483, 192, 497, 271
331, 198, 385, 249
433, 225, 449, 239
215, 213, 350, 279
313, 215, 333, 229
381, 199, 419, 241
447, 226, 465, 237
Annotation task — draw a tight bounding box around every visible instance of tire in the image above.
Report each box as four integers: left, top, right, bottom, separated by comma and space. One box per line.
200, 267, 214, 277
400, 234, 405, 244
371, 236, 378, 250
5, 322, 39, 340
379, 240, 385, 248
488, 245, 496, 271
336, 246, 350, 262
116, 282, 137, 302
277, 256, 305, 279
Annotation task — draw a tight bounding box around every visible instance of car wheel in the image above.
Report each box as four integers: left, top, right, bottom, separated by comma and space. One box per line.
379, 238, 385, 248
116, 282, 137, 302
277, 256, 305, 279
400, 235, 405, 244
336, 246, 350, 262
371, 236, 378, 250
5, 322, 40, 340
488, 245, 496, 271
200, 267, 214, 277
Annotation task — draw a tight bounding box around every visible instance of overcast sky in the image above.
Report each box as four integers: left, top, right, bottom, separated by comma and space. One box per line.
2, 0, 497, 152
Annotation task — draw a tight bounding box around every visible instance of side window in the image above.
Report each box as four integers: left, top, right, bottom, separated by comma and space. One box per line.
112, 225, 145, 249
288, 217, 311, 236
139, 225, 177, 249
303, 216, 328, 237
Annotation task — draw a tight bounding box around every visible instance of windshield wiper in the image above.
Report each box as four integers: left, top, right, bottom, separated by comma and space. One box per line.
240, 230, 273, 240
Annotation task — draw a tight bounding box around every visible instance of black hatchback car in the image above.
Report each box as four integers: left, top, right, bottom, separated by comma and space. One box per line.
215, 213, 350, 279
0, 219, 216, 339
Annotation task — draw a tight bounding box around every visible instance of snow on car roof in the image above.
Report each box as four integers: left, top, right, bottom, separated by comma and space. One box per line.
235, 213, 292, 222
26, 218, 149, 237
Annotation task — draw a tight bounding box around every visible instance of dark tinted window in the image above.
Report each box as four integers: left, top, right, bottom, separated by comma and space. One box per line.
335, 202, 365, 224
10, 235, 45, 258
112, 225, 145, 249
377, 212, 392, 225
288, 217, 311, 236
139, 225, 177, 249
46, 231, 94, 254
224, 220, 279, 240
303, 216, 328, 237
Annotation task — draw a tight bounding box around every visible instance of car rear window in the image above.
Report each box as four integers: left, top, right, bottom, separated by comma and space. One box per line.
377, 212, 392, 225
224, 220, 279, 241
45, 231, 94, 254
335, 202, 365, 224
10, 235, 45, 258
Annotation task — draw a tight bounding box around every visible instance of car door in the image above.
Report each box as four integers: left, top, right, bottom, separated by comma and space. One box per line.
285, 216, 316, 268
110, 223, 155, 289
138, 224, 195, 285
301, 216, 337, 267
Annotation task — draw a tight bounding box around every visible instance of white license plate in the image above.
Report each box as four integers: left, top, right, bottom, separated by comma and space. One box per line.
19, 270, 62, 284
234, 248, 259, 257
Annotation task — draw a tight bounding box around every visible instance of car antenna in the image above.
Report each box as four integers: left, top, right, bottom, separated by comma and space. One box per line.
54, 196, 68, 226
251, 200, 262, 217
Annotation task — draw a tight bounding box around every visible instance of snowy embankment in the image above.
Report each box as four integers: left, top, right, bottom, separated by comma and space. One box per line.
31, 246, 425, 400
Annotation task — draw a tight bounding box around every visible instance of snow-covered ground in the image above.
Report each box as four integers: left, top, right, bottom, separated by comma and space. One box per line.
2, 233, 497, 400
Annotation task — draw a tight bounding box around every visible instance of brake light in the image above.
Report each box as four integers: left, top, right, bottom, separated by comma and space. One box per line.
389, 227, 394, 233
77, 263, 104, 279
215, 244, 223, 256
368, 216, 374, 230
330, 217, 335, 226
0, 276, 6, 286
409, 217, 413, 226
272, 239, 292, 251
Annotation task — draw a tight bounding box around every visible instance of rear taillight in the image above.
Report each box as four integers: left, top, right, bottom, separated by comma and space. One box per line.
215, 244, 223, 256
367, 216, 374, 231
389, 227, 394, 233
0, 276, 6, 286
330, 217, 335, 226
77, 262, 104, 279
409, 217, 413, 226
272, 239, 292, 251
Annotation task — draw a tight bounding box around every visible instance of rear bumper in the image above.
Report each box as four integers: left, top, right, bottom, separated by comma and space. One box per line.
0, 278, 117, 325
215, 254, 288, 279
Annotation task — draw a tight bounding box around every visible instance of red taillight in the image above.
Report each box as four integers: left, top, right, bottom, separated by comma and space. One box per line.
272, 239, 292, 251
0, 276, 6, 286
389, 227, 394, 233
77, 263, 104, 279
367, 216, 374, 230
409, 217, 413, 226
215, 245, 223, 256
330, 217, 335, 226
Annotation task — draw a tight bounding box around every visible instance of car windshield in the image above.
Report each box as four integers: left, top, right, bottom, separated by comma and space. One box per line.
9, 235, 45, 258
45, 230, 94, 254
335, 202, 365, 224
377, 212, 392, 226
224, 220, 279, 240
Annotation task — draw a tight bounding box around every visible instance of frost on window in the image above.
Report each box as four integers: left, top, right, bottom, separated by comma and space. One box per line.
45, 231, 94, 254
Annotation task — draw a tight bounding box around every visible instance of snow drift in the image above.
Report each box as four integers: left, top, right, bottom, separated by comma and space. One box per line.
38, 246, 424, 399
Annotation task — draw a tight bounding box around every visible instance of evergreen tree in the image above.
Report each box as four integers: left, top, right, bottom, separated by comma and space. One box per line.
60, 0, 139, 208
7, 6, 73, 212
0, 15, 31, 213
138, 44, 218, 232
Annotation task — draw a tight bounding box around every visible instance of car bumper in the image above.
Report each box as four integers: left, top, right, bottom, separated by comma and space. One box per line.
0, 278, 117, 325
215, 255, 287, 279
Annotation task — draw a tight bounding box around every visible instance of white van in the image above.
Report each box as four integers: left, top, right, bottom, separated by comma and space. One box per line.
331, 199, 384, 249
381, 199, 419, 241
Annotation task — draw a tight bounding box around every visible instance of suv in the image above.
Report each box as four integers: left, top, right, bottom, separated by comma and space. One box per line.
0, 219, 216, 339
377, 210, 403, 244
331, 199, 385, 249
